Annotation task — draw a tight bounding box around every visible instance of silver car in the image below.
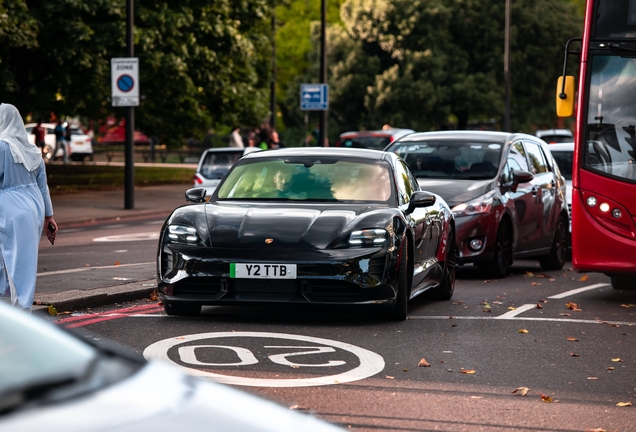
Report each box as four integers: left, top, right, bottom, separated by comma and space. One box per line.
194, 147, 261, 195
0, 302, 342, 432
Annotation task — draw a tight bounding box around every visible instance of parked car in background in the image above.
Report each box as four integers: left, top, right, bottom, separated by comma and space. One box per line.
385, 131, 569, 277
535, 128, 573, 144
193, 147, 261, 195
0, 302, 344, 432
336, 128, 415, 150
546, 142, 573, 233
161, 148, 456, 320
25, 123, 93, 162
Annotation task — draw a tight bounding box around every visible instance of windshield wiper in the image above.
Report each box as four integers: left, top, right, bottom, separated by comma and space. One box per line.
605, 43, 636, 55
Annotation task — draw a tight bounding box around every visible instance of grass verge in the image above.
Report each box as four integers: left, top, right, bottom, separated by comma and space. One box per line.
46, 164, 195, 194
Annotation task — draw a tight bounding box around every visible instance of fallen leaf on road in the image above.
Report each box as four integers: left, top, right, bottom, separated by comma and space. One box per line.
565, 302, 578, 309
525, 271, 534, 277
512, 387, 530, 396
616, 402, 632, 407
418, 358, 431, 367
47, 305, 57, 316
539, 299, 549, 303
114, 261, 121, 266
149, 290, 158, 301
385, 376, 395, 379
531, 282, 542, 286
493, 301, 503, 304
570, 352, 580, 357
621, 304, 636, 308
483, 304, 491, 309
567, 336, 579, 342
578, 274, 589, 281
483, 309, 492, 313
537, 273, 550, 278
470, 396, 483, 399
452, 301, 464, 305
606, 367, 615, 370
518, 329, 529, 334
536, 303, 543, 309
560, 313, 571, 316
289, 405, 309, 410
461, 369, 476, 374
612, 358, 623, 362
508, 306, 517, 311
549, 278, 556, 282
587, 377, 598, 380
540, 393, 553, 402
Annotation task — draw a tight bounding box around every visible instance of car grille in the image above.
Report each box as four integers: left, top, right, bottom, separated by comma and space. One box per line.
368, 256, 386, 279
174, 277, 225, 296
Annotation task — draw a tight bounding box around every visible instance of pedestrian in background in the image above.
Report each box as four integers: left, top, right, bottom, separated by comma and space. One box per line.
0, 103, 58, 311
32, 119, 46, 156
228, 126, 244, 148
54, 119, 69, 164
269, 129, 285, 149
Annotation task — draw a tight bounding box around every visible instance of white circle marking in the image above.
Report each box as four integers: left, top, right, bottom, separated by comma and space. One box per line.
143, 331, 385, 388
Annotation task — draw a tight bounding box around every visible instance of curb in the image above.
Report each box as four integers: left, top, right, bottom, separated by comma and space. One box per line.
33, 279, 158, 313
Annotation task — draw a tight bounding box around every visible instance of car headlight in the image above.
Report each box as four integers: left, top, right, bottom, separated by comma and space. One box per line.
349, 229, 387, 247
167, 224, 199, 243
451, 191, 495, 217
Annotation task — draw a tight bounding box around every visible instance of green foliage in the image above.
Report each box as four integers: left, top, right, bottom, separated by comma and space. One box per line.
0, 0, 272, 146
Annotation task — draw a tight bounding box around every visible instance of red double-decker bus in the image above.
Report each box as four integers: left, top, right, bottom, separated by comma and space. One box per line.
556, 0, 636, 289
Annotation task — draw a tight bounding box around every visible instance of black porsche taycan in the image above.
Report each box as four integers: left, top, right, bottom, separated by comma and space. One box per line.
157, 148, 456, 320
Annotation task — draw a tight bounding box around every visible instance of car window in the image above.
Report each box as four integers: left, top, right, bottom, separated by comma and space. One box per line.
524, 141, 549, 174
551, 150, 573, 180
340, 135, 392, 150
394, 160, 415, 205
387, 140, 503, 179
217, 159, 393, 202
199, 151, 244, 179
510, 142, 530, 172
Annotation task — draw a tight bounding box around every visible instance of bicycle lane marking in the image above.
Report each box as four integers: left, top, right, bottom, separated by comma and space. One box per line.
55, 303, 164, 329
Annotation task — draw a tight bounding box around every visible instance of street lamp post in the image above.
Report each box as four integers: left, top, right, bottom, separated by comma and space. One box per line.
503, 0, 511, 132
125, 0, 135, 209
318, 0, 328, 146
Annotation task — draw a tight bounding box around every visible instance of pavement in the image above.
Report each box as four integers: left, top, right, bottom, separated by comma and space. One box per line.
33, 179, 195, 314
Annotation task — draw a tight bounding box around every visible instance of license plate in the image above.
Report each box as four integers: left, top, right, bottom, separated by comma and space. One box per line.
230, 263, 297, 279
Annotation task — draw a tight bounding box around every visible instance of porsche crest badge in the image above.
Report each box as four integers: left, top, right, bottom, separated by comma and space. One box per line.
265, 238, 274, 244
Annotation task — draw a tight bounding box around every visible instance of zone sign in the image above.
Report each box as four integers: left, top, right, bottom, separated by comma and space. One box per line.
111, 58, 139, 107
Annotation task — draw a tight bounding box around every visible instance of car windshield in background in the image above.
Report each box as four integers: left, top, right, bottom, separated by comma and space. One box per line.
389, 140, 503, 179
200, 150, 245, 180
551, 151, 573, 180
541, 135, 573, 144
216, 158, 393, 202
340, 136, 392, 150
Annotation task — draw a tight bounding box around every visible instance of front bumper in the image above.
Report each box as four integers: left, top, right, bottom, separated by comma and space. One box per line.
158, 244, 398, 305
454, 213, 497, 264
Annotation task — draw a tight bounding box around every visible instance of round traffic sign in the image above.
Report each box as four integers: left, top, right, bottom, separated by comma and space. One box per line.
143, 331, 385, 387
117, 74, 134, 92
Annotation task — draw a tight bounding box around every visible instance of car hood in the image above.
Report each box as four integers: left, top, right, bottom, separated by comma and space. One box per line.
416, 178, 493, 207
1, 362, 342, 432
205, 202, 389, 249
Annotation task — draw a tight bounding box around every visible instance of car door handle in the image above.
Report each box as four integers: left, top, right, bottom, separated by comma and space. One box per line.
531, 187, 538, 196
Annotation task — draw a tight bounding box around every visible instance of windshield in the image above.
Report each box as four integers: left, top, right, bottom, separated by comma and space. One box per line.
388, 140, 503, 179
551, 151, 573, 180
199, 150, 245, 180
0, 304, 97, 397
216, 158, 393, 202
540, 135, 573, 144
339, 135, 392, 150
585, 55, 636, 182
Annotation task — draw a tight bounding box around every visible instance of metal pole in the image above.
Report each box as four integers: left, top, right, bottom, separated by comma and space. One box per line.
125, 0, 135, 209
503, 0, 511, 132
318, 0, 328, 146
270, 5, 276, 130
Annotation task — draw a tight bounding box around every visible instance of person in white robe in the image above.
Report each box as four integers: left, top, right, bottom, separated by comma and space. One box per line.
0, 103, 57, 311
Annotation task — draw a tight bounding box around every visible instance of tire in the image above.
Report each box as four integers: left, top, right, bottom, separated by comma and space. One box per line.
489, 220, 513, 278
539, 216, 568, 271
163, 302, 201, 316
611, 275, 633, 290
429, 227, 457, 300
386, 240, 409, 321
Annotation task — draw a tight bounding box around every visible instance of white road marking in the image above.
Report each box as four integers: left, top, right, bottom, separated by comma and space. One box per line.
143, 331, 385, 388
547, 283, 610, 299
493, 304, 536, 319
93, 232, 159, 242
408, 315, 635, 326
37, 262, 153, 277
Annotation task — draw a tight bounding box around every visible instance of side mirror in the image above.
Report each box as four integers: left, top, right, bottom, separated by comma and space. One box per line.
185, 187, 207, 203
556, 76, 575, 117
512, 169, 534, 183
408, 191, 436, 213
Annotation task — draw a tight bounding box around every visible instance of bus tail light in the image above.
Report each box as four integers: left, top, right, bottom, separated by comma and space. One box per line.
580, 190, 636, 240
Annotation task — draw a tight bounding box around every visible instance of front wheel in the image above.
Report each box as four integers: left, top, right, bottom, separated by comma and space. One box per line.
386, 240, 409, 321
489, 221, 513, 278
611, 275, 633, 290
429, 227, 456, 300
163, 302, 201, 316
539, 216, 568, 271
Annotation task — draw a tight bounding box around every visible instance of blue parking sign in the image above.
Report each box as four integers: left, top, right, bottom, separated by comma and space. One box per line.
300, 84, 329, 111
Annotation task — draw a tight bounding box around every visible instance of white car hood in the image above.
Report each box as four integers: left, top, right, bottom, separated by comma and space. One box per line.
1, 362, 342, 432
